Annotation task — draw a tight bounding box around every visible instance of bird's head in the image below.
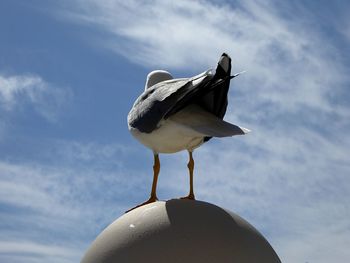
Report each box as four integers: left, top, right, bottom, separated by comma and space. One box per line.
145, 70, 173, 90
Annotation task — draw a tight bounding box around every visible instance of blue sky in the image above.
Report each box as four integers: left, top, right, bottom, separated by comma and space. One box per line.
0, 0, 349, 262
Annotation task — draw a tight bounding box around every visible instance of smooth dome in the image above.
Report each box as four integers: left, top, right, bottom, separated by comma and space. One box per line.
81, 200, 281, 263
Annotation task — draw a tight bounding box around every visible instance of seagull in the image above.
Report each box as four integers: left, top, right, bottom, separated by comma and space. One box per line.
127, 53, 249, 210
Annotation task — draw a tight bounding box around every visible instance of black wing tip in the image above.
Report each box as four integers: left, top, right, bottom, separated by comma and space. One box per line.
216, 53, 232, 77
221, 52, 231, 60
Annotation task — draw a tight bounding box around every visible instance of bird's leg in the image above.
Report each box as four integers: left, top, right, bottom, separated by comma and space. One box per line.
149, 153, 160, 201
181, 151, 195, 200
126, 154, 160, 213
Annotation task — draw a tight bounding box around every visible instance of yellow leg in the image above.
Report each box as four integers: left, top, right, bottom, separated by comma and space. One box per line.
150, 153, 160, 200
126, 154, 160, 213
181, 151, 195, 200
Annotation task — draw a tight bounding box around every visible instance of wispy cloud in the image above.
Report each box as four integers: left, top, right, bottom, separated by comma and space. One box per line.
52, 140, 135, 168
0, 160, 83, 263
0, 139, 145, 263
60, 0, 349, 117
0, 73, 72, 122
0, 241, 80, 263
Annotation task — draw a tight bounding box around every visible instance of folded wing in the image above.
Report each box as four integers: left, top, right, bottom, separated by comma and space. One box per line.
128, 70, 214, 133
170, 104, 250, 137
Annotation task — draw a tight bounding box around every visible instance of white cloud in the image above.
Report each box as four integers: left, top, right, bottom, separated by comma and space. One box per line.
53, 140, 134, 166
0, 160, 130, 262
0, 241, 80, 263
0, 73, 72, 122
59, 0, 349, 119
0, 139, 153, 262
0, 74, 40, 110
0, 161, 84, 263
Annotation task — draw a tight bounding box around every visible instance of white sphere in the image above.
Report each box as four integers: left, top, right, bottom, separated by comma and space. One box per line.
81, 200, 281, 263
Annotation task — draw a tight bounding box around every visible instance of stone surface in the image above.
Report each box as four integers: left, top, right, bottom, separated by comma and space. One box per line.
81, 199, 281, 263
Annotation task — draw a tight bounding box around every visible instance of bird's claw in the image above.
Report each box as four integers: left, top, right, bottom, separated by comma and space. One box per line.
125, 196, 158, 213
180, 194, 195, 200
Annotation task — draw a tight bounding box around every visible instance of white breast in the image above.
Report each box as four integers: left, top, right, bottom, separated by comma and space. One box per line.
129, 118, 205, 154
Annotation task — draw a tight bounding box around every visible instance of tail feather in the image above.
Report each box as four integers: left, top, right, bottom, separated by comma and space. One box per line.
215, 53, 231, 79
200, 53, 232, 119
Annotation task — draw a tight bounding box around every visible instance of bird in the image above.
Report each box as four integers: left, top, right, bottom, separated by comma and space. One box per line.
127, 53, 249, 211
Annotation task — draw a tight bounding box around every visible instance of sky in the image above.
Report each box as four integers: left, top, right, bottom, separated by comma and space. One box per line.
0, 0, 349, 262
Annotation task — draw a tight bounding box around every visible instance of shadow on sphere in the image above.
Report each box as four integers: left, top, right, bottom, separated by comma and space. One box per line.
164, 199, 281, 263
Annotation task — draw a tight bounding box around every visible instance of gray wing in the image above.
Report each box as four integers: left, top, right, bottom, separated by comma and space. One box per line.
128, 71, 213, 133
169, 104, 250, 137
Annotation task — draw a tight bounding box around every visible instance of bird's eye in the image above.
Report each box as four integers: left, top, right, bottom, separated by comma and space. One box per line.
141, 94, 148, 101
141, 89, 155, 101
